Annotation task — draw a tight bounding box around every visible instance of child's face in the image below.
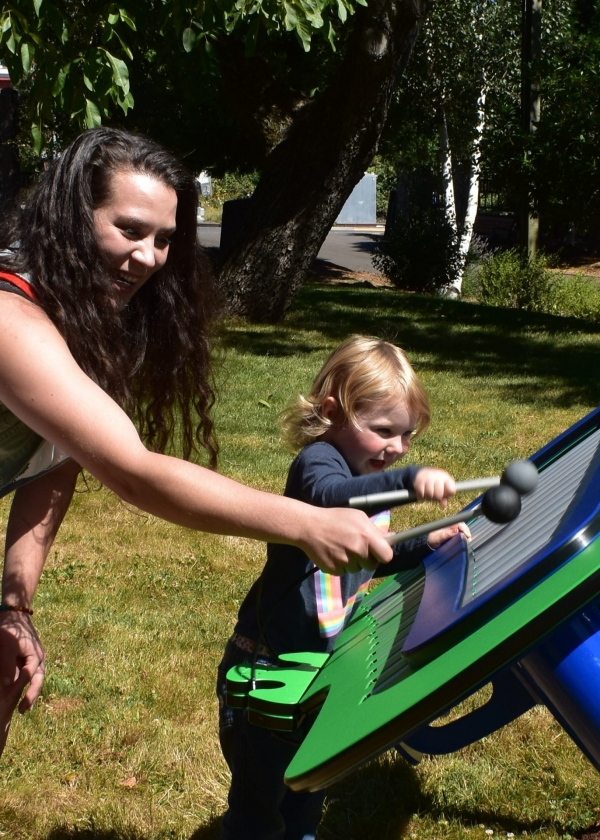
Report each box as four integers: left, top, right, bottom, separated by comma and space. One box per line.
324, 399, 417, 475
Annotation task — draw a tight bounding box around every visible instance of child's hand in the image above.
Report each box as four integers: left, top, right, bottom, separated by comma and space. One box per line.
412, 468, 457, 509
427, 521, 472, 549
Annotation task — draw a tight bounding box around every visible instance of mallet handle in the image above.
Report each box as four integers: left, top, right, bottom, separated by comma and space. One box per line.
348, 477, 500, 510
385, 504, 483, 546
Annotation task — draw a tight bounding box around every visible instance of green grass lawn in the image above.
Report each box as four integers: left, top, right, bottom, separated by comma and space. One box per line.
1, 283, 599, 840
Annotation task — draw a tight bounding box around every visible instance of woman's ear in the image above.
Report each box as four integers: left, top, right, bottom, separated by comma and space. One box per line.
321, 396, 340, 423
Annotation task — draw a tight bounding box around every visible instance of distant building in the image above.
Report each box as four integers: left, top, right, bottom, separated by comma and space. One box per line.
0, 62, 11, 90
196, 171, 212, 197
336, 173, 377, 226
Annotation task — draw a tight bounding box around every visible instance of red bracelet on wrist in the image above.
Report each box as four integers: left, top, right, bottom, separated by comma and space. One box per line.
0, 603, 34, 616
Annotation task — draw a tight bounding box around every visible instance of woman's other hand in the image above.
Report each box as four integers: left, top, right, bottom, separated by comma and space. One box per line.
0, 610, 45, 757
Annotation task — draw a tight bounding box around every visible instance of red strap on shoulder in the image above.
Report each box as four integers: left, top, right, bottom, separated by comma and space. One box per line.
0, 271, 38, 301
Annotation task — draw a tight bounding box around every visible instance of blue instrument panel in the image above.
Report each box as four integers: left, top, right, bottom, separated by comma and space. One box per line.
401, 407, 600, 664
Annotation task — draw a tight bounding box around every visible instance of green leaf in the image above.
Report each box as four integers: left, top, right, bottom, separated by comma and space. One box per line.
31, 121, 43, 155
182, 26, 196, 52
117, 90, 134, 114
258, 399, 272, 408
102, 49, 130, 93
108, 12, 119, 24
113, 28, 133, 60
336, 0, 347, 23
295, 14, 313, 51
119, 9, 136, 30
84, 98, 102, 128
52, 63, 70, 95
327, 20, 336, 50
20, 40, 33, 72
302, 0, 323, 29
284, 1, 298, 30
6, 31, 16, 53
33, 0, 43, 15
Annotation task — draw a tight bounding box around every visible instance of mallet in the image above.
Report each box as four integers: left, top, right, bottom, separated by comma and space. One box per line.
349, 459, 539, 510
378, 460, 539, 547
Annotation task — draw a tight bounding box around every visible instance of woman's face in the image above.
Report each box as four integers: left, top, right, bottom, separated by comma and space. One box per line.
93, 169, 178, 303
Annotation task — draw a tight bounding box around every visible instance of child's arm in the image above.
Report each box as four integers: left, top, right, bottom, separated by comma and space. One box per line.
293, 444, 458, 510
374, 520, 472, 577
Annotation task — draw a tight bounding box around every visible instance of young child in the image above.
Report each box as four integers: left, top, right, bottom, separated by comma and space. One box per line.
216, 336, 470, 840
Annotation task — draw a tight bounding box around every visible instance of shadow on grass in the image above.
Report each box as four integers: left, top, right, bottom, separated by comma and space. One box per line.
38, 754, 587, 840
316, 756, 419, 839
42, 818, 224, 840
45, 830, 147, 840
413, 800, 588, 839
188, 816, 223, 840
222, 285, 600, 409
312, 752, 578, 839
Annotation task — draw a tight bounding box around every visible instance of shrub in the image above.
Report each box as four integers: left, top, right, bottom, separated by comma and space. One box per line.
461, 235, 498, 299
474, 249, 600, 322
544, 272, 600, 321
201, 171, 260, 222
477, 249, 554, 312
374, 206, 461, 294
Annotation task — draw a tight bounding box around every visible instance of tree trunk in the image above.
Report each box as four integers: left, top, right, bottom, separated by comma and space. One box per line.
437, 78, 486, 295
455, 81, 486, 292
439, 101, 457, 232
218, 0, 432, 323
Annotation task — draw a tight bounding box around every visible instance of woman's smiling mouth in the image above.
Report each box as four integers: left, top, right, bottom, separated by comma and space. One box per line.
114, 272, 141, 292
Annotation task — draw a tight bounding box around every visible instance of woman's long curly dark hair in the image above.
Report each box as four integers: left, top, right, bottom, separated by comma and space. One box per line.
0, 127, 220, 467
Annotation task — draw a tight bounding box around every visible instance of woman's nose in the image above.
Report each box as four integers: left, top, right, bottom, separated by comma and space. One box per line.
132, 239, 156, 268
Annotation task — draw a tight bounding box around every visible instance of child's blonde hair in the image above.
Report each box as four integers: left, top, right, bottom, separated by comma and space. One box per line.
281, 335, 431, 451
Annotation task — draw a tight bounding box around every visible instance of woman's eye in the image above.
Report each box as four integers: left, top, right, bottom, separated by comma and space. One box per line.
121, 228, 140, 239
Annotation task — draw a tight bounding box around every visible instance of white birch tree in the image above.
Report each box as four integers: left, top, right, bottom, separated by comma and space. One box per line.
379, 0, 520, 294
426, 1, 495, 294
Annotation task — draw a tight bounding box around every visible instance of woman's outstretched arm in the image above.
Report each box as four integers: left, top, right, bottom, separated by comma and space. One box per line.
0, 293, 392, 575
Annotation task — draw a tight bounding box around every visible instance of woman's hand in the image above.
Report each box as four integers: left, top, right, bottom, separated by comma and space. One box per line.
0, 460, 79, 759
298, 507, 393, 575
0, 611, 45, 757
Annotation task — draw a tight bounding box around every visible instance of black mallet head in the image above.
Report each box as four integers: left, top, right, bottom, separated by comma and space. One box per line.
481, 484, 522, 524
501, 460, 539, 496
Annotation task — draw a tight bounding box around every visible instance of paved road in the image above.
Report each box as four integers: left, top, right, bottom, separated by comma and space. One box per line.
197, 224, 384, 275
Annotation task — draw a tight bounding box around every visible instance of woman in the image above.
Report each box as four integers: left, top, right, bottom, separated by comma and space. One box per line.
0, 128, 392, 755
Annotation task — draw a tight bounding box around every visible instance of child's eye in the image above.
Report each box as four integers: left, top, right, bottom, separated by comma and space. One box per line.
376, 428, 391, 437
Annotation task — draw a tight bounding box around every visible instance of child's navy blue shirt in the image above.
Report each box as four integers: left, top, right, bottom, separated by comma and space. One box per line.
233, 441, 432, 656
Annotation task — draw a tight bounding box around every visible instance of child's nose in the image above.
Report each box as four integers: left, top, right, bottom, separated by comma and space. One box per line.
388, 436, 409, 457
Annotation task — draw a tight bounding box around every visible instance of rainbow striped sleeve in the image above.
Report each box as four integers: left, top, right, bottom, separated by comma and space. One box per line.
315, 508, 391, 638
